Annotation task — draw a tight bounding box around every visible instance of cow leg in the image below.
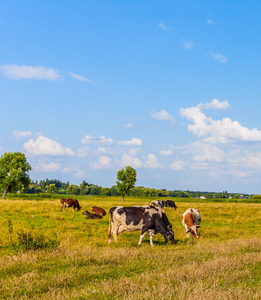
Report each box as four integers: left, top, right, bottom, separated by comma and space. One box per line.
138, 232, 147, 245
185, 224, 190, 238
112, 223, 119, 242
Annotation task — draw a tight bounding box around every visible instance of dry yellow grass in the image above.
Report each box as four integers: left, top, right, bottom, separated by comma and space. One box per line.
0, 199, 260, 299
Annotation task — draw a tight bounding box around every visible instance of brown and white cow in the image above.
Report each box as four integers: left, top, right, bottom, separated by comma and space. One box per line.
60, 198, 81, 212
92, 206, 106, 216
181, 208, 201, 238
108, 206, 176, 246
82, 210, 102, 219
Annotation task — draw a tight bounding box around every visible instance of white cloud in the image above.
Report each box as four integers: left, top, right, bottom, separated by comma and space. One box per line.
144, 154, 162, 169
200, 99, 230, 110
150, 109, 175, 123
76, 147, 89, 157
170, 160, 186, 170
160, 150, 173, 156
158, 22, 172, 32
68, 73, 93, 82
180, 101, 261, 142
119, 154, 143, 168
81, 135, 114, 145
118, 138, 143, 146
62, 165, 79, 173
73, 170, 86, 178
129, 148, 140, 156
91, 156, 112, 169
0, 65, 61, 80
97, 147, 106, 153
125, 123, 134, 128
13, 130, 32, 140
23, 136, 74, 156
34, 162, 61, 172
183, 40, 194, 50
187, 141, 226, 162
210, 51, 227, 63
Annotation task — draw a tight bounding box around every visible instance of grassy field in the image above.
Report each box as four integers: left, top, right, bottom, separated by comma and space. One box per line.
0, 197, 260, 299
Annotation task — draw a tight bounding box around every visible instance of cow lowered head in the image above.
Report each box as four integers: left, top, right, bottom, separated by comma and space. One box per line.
108, 206, 176, 246
181, 208, 201, 238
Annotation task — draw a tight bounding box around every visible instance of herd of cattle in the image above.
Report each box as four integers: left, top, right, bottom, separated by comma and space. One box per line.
60, 198, 201, 246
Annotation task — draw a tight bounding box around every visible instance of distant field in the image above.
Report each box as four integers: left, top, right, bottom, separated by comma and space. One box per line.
0, 197, 260, 299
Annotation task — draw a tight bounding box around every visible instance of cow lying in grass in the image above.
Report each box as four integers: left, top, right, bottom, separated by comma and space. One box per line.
108, 206, 176, 246
60, 198, 81, 212
82, 210, 102, 219
92, 206, 106, 216
181, 208, 201, 238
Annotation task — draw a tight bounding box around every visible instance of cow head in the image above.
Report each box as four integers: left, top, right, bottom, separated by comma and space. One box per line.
187, 225, 200, 238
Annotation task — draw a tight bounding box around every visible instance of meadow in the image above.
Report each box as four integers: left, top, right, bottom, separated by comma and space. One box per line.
0, 196, 260, 299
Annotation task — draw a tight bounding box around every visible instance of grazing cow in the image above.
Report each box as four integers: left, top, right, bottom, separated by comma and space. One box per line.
162, 200, 177, 210
82, 210, 102, 219
92, 206, 106, 216
108, 206, 176, 246
60, 198, 81, 212
150, 200, 164, 209
181, 208, 201, 238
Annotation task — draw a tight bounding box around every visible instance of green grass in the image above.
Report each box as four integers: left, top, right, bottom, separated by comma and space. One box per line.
0, 197, 261, 299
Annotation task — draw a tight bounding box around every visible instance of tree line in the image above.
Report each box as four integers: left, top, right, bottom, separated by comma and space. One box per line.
0, 152, 253, 200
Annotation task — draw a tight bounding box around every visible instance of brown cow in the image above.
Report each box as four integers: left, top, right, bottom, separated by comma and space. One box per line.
82, 210, 102, 219
92, 206, 106, 216
181, 208, 201, 238
60, 198, 81, 212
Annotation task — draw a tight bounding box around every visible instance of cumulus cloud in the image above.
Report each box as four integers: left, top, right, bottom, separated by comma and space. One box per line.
180, 100, 261, 142
200, 99, 230, 110
125, 123, 134, 128
144, 154, 162, 169
158, 22, 172, 31
13, 130, 32, 140
91, 156, 112, 169
183, 40, 194, 50
170, 160, 186, 170
23, 136, 74, 156
34, 162, 61, 172
73, 170, 86, 178
81, 135, 114, 145
76, 147, 89, 157
185, 141, 226, 162
0, 65, 61, 80
118, 138, 143, 146
119, 154, 143, 168
210, 51, 227, 63
68, 73, 93, 82
150, 109, 175, 123
160, 150, 173, 156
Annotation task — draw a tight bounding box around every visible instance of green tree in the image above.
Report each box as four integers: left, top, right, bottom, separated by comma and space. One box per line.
80, 180, 89, 195
66, 184, 80, 195
0, 152, 31, 199
116, 166, 137, 202
46, 184, 57, 194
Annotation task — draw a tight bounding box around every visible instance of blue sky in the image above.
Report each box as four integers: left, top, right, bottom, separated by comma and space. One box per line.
1, 1, 261, 194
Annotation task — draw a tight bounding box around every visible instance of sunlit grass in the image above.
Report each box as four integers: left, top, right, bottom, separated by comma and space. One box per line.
0, 198, 260, 299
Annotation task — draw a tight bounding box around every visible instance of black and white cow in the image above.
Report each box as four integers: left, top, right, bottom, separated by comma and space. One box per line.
150, 200, 164, 209
151, 200, 177, 210
107, 206, 176, 246
162, 200, 177, 210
